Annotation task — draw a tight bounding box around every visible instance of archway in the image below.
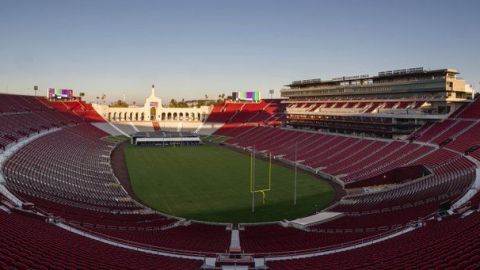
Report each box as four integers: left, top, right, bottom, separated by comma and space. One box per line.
135, 112, 138, 121
141, 112, 144, 121
150, 107, 156, 120
173, 112, 178, 120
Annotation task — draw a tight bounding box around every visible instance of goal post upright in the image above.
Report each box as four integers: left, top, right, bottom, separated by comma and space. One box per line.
251, 147, 273, 213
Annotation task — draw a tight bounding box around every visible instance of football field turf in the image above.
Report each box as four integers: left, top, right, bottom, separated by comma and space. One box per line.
125, 144, 335, 223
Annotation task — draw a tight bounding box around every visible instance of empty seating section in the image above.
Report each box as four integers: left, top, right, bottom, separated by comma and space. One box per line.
411, 98, 480, 152
205, 102, 227, 122
268, 213, 480, 270
0, 211, 201, 270
415, 119, 477, 146
81, 102, 106, 122
212, 123, 258, 137
209, 100, 284, 136
19, 196, 230, 254
82, 223, 230, 253
0, 94, 46, 113
431, 120, 474, 144
228, 102, 265, 122
410, 148, 460, 168
44, 99, 105, 122
333, 166, 474, 213
322, 141, 386, 174
15, 193, 175, 229
456, 97, 480, 119
240, 224, 376, 255
471, 148, 480, 161
341, 144, 433, 183
445, 122, 480, 153
0, 96, 82, 150
2, 124, 141, 211
416, 119, 456, 142
206, 102, 243, 122
310, 203, 439, 232
0, 112, 79, 149
286, 100, 425, 115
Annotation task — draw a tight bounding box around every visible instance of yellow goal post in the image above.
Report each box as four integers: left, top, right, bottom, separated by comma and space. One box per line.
250, 148, 272, 206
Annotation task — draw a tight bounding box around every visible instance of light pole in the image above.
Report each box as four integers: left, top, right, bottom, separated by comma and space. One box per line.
269, 89, 274, 99
294, 142, 298, 206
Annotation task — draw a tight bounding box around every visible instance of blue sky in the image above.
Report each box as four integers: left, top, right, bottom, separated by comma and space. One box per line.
0, 0, 479, 103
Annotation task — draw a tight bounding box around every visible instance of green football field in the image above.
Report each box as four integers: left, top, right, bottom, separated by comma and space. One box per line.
124, 144, 335, 223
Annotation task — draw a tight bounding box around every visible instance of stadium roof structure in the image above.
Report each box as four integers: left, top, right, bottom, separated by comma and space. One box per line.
287, 67, 459, 86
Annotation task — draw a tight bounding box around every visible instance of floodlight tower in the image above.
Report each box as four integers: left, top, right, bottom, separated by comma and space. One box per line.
294, 142, 298, 205
269, 89, 274, 99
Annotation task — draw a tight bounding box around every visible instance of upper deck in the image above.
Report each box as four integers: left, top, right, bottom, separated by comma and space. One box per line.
281, 68, 471, 100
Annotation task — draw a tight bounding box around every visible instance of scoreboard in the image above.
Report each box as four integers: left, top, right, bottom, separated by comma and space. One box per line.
48, 88, 74, 99
232, 91, 261, 102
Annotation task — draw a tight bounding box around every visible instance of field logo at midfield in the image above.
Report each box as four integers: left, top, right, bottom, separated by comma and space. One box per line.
250, 146, 272, 212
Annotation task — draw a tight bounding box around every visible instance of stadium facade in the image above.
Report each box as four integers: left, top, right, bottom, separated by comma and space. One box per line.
281, 67, 474, 138
93, 85, 211, 122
